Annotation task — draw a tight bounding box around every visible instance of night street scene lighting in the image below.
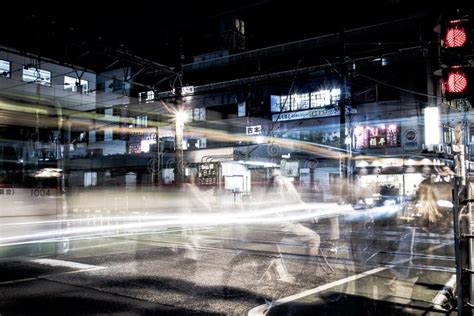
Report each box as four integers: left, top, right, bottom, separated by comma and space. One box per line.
0, 1, 473, 315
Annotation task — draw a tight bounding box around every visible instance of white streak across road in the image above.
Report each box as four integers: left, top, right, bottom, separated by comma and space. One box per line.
0, 202, 355, 246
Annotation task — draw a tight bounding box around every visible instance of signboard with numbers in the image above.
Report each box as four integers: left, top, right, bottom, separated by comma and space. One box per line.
1, 188, 58, 217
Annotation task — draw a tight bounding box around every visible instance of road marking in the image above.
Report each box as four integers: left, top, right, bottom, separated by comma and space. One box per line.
0, 277, 37, 285
31, 258, 103, 270
248, 266, 388, 316
248, 242, 452, 316
0, 258, 105, 286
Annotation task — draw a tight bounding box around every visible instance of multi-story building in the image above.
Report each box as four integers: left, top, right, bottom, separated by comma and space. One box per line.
132, 14, 469, 197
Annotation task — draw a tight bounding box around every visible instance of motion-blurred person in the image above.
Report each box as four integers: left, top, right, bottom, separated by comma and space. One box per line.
264, 169, 321, 283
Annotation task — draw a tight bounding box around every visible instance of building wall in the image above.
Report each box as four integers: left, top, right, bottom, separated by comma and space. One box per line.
0, 49, 96, 112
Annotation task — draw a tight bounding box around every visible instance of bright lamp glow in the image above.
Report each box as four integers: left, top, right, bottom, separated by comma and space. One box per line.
424, 107, 440, 146
175, 110, 188, 125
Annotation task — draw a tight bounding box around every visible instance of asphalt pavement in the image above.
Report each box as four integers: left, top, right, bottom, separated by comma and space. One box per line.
0, 219, 457, 315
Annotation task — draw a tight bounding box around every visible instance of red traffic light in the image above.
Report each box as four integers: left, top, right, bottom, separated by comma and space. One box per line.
445, 69, 468, 93
444, 20, 468, 48
439, 18, 471, 66
442, 67, 470, 100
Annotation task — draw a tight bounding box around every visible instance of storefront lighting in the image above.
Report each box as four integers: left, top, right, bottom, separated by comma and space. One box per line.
424, 107, 440, 145
404, 159, 415, 166
372, 160, 382, 167
32, 168, 62, 178
357, 160, 369, 167
421, 158, 431, 165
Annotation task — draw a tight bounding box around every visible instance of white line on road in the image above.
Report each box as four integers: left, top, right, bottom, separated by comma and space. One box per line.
0, 258, 106, 286
31, 258, 103, 270
248, 242, 452, 316
248, 266, 389, 316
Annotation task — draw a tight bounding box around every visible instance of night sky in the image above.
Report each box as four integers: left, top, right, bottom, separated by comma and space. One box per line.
0, 0, 462, 70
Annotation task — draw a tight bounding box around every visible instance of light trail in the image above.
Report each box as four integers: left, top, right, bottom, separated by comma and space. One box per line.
0, 202, 354, 246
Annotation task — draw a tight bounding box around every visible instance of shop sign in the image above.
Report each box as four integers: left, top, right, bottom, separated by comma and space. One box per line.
369, 136, 387, 148
246, 125, 262, 135
354, 123, 400, 149
272, 108, 356, 122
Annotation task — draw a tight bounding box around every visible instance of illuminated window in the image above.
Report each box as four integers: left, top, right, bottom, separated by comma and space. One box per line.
84, 172, 97, 187
136, 115, 148, 127
0, 60, 10, 78
22, 66, 51, 86
271, 95, 290, 112
238, 102, 246, 117
330, 88, 341, 105
64, 76, 88, 93
139, 90, 155, 103
193, 108, 206, 121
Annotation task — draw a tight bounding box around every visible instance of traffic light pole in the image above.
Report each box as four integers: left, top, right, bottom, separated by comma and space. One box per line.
452, 107, 473, 315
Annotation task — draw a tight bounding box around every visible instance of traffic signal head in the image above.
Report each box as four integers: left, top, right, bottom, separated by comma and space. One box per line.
440, 18, 471, 65
443, 20, 469, 48
442, 66, 471, 100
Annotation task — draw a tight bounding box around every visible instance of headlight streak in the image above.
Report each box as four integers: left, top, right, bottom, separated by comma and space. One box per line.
0, 202, 354, 246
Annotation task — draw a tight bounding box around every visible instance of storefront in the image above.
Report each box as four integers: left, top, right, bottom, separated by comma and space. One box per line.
353, 156, 451, 198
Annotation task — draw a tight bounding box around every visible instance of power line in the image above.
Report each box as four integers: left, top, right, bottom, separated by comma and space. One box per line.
356, 73, 442, 100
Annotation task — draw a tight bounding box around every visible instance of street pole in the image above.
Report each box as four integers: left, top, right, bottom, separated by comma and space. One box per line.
174, 39, 185, 188
154, 122, 160, 187
452, 105, 473, 315
339, 26, 349, 203
175, 105, 185, 187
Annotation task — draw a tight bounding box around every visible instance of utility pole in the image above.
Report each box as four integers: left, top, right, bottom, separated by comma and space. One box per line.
339, 26, 349, 203
174, 37, 185, 187
154, 117, 160, 187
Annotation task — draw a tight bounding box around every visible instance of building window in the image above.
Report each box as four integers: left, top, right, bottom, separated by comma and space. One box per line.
136, 115, 148, 127
373, 57, 389, 67
238, 102, 246, 117
270, 95, 290, 112
443, 125, 453, 144
192, 108, 206, 121
84, 172, 97, 187
139, 90, 155, 103
64, 75, 89, 93
330, 88, 341, 105
22, 66, 51, 86
0, 60, 10, 78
